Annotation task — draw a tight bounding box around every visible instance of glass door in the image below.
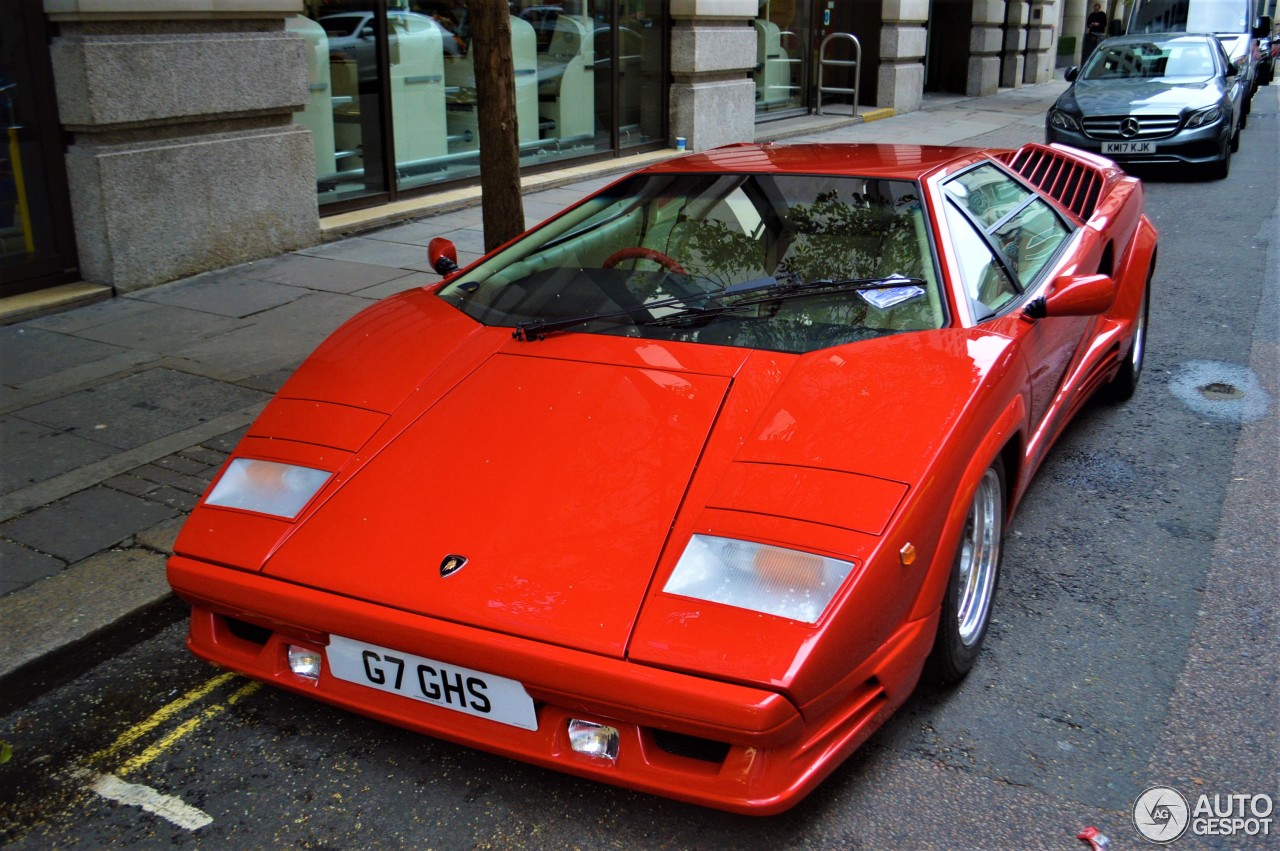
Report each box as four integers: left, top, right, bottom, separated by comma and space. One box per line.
755, 0, 812, 118
1, 0, 79, 297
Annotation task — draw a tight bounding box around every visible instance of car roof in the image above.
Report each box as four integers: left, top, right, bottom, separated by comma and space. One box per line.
640, 143, 989, 180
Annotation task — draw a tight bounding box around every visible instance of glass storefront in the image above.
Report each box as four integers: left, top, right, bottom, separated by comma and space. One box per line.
754, 0, 811, 116
1, 0, 78, 297
297, 1, 666, 212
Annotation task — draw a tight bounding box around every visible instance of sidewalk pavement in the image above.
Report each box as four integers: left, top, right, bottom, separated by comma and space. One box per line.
0, 78, 1069, 688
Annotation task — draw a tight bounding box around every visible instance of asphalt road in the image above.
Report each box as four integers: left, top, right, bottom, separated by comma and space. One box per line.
1, 89, 1276, 848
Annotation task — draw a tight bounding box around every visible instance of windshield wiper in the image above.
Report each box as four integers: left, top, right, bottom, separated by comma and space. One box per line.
511, 274, 926, 341
512, 275, 781, 341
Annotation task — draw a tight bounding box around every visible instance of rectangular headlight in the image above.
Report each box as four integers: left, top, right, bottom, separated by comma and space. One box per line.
663, 534, 854, 624
204, 458, 331, 519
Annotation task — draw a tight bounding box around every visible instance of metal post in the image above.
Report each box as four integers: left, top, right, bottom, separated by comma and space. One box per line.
815, 32, 860, 116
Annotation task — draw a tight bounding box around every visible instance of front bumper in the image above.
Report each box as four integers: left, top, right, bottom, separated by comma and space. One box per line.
169, 555, 934, 814
1046, 120, 1229, 167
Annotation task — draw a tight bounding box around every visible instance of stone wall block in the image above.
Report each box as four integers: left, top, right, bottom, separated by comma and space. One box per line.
877, 62, 923, 111
880, 0, 930, 23
670, 0, 756, 19
52, 31, 307, 128
880, 24, 927, 60
669, 77, 754, 150
966, 55, 1001, 96
66, 127, 319, 290
970, 25, 1003, 54
670, 23, 755, 74
971, 0, 1008, 25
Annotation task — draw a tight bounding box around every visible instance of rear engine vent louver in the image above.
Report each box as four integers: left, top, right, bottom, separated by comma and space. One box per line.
997, 144, 1105, 223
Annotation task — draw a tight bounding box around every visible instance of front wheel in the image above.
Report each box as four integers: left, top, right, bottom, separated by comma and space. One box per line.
1102, 275, 1150, 402
924, 460, 1006, 686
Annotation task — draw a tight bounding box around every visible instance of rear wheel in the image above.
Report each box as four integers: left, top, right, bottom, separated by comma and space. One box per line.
924, 460, 1005, 686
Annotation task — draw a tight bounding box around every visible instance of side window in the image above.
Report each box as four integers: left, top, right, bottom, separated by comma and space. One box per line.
943, 162, 1073, 319
992, 198, 1071, 283
943, 200, 1018, 316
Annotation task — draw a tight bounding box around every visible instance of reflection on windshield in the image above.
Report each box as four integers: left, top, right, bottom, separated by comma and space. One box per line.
438, 172, 944, 354
1129, 0, 1247, 34
1083, 38, 1216, 80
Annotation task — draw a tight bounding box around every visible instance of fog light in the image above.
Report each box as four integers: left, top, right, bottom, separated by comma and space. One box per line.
567, 719, 619, 761
288, 645, 322, 680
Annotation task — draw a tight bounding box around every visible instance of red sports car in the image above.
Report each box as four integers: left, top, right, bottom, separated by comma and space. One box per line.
168, 142, 1156, 814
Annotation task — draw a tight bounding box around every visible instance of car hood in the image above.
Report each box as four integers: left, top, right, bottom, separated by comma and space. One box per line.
1066, 78, 1224, 114
191, 292, 1015, 658
262, 348, 733, 658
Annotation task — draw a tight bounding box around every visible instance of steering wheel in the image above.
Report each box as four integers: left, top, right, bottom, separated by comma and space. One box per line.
601, 247, 687, 276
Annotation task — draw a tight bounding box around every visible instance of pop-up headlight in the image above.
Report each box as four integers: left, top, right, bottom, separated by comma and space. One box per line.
663, 534, 854, 624
204, 459, 331, 519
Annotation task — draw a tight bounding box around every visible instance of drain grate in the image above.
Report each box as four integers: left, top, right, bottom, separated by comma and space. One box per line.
1199, 382, 1246, 401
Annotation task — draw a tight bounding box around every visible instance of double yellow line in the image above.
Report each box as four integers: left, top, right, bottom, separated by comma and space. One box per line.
87, 672, 261, 777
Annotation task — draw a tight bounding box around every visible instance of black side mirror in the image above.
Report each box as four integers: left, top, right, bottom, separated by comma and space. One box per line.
1225, 63, 1238, 77
1065, 66, 1080, 83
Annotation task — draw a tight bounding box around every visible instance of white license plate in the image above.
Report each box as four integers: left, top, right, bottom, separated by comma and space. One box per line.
1103, 141, 1156, 154
327, 635, 538, 730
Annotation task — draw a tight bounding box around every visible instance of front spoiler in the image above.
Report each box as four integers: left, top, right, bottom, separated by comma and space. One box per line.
169, 555, 934, 814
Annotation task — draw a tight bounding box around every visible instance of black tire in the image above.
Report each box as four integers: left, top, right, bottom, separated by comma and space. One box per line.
924, 459, 1006, 686
1102, 275, 1150, 402
1206, 144, 1231, 180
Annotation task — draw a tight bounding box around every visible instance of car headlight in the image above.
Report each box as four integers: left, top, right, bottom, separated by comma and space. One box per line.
1185, 105, 1222, 128
1049, 109, 1080, 131
663, 534, 855, 624
204, 458, 331, 519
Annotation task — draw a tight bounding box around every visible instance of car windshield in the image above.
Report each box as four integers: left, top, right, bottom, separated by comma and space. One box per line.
1082, 38, 1217, 80
437, 172, 944, 354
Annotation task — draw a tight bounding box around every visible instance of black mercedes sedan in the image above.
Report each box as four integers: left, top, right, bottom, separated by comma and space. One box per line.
1046, 33, 1245, 179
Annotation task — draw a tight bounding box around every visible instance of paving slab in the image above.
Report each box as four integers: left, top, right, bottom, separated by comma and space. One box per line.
0, 486, 177, 564
24, 297, 163, 334
364, 220, 450, 245
131, 271, 310, 318
72, 302, 252, 350
0, 327, 131, 387
352, 272, 436, 301
0, 539, 67, 594
429, 226, 487, 253
15, 367, 268, 451
173, 291, 370, 376
0, 415, 119, 492
294, 237, 435, 272
241, 253, 415, 292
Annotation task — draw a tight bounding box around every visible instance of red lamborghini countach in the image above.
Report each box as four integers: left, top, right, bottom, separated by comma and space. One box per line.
168, 142, 1156, 814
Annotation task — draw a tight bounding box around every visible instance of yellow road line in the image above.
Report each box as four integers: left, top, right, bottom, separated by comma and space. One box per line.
115, 681, 262, 777
88, 672, 238, 766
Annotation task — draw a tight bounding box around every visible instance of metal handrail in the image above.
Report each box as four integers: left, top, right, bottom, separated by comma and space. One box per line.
815, 32, 860, 116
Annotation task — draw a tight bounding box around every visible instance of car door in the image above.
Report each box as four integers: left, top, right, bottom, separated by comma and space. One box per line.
939, 164, 1083, 432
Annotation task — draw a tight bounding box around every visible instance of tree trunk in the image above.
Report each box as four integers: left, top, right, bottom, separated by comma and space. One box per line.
467, 0, 525, 252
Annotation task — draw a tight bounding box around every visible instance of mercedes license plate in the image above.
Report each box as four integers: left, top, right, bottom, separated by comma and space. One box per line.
327, 635, 538, 730
1103, 141, 1155, 154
